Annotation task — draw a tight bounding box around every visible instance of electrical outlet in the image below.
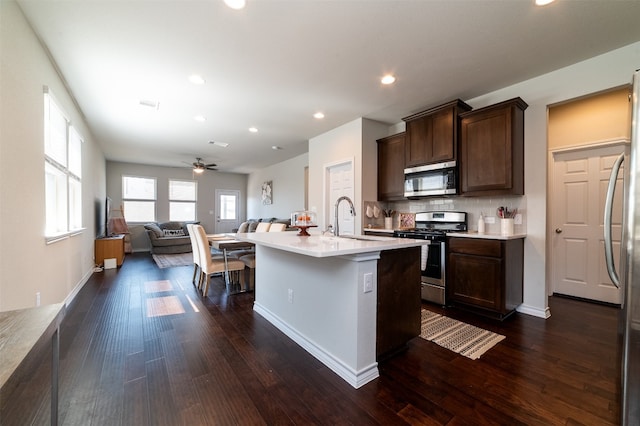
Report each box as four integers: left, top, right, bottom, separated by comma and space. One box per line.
363, 273, 373, 293
514, 213, 523, 225
288, 288, 294, 303
484, 216, 496, 224
36, 292, 41, 307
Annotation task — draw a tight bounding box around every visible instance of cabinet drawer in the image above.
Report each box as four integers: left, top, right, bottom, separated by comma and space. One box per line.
448, 237, 501, 257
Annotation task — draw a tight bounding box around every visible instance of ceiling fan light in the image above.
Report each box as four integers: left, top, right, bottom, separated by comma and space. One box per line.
193, 167, 205, 174
381, 74, 396, 85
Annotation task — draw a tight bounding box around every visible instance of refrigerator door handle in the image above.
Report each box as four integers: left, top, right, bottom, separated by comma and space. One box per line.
604, 152, 624, 288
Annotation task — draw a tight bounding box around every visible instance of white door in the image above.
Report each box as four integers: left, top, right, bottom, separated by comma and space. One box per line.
215, 189, 240, 234
551, 144, 624, 304
327, 161, 355, 235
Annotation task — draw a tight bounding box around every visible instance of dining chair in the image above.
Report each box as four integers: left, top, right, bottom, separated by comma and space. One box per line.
268, 223, 286, 232
186, 224, 201, 286
239, 253, 255, 291
255, 222, 271, 232
193, 225, 245, 295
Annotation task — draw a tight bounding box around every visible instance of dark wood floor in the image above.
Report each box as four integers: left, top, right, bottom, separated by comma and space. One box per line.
7, 253, 621, 425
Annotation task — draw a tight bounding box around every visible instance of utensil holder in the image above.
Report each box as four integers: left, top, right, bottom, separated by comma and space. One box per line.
500, 218, 514, 236
384, 217, 393, 230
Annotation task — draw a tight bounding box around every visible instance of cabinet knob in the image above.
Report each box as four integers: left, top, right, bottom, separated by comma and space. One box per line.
555, 228, 563, 234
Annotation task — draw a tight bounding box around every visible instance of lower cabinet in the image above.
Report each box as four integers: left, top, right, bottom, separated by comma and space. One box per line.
377, 246, 421, 360
447, 237, 523, 319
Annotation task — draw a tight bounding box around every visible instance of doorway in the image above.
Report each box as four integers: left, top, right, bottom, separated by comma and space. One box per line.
215, 189, 240, 233
325, 159, 355, 235
547, 87, 631, 305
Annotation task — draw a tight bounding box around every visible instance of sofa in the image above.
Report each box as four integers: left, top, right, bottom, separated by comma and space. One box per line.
235, 218, 295, 233
144, 221, 198, 254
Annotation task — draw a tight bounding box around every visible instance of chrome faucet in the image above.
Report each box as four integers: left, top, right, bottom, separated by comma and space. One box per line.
334, 196, 356, 237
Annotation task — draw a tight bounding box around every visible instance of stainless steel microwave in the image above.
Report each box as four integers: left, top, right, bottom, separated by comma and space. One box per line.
404, 161, 457, 197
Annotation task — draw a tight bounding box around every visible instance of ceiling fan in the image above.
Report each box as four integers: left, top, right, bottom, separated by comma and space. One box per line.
189, 157, 217, 174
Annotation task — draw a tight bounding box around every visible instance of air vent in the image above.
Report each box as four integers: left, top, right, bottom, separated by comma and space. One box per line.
139, 99, 160, 110
209, 141, 229, 148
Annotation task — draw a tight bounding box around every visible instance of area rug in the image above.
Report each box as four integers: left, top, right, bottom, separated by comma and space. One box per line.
152, 253, 193, 269
420, 309, 505, 360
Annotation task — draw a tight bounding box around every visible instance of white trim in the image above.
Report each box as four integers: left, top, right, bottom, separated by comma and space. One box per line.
253, 302, 379, 388
550, 137, 629, 155
45, 228, 84, 244
517, 303, 551, 319
63, 267, 94, 308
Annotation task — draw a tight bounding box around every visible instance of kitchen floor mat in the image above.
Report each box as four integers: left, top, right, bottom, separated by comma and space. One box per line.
419, 309, 505, 360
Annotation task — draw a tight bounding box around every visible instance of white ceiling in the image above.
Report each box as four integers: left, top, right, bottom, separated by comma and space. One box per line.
17, 0, 640, 174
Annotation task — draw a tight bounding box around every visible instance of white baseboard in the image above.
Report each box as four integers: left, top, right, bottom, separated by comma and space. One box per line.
516, 303, 551, 319
63, 267, 94, 308
253, 302, 379, 388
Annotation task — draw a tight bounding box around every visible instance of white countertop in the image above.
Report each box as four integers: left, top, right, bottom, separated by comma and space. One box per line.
447, 231, 527, 240
234, 231, 427, 258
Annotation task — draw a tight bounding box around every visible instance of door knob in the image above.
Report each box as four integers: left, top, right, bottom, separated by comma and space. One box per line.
555, 228, 562, 234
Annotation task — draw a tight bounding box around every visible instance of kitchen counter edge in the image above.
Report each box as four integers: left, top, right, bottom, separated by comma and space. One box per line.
447, 231, 527, 240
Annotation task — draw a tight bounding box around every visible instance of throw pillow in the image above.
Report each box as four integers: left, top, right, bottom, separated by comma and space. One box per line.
237, 221, 250, 233
144, 223, 163, 238
163, 229, 185, 237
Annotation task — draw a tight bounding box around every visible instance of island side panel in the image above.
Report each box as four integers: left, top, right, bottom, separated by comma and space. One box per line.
253, 245, 379, 388
376, 246, 421, 360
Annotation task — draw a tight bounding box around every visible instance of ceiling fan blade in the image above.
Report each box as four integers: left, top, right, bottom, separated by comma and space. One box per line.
204, 163, 217, 167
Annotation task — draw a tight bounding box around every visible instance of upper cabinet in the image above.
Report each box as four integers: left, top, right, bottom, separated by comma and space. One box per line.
459, 97, 528, 196
403, 99, 472, 168
377, 132, 406, 201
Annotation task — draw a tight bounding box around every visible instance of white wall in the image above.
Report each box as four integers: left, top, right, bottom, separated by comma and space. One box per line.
308, 118, 388, 231
106, 161, 247, 251
247, 153, 309, 220
0, 1, 106, 311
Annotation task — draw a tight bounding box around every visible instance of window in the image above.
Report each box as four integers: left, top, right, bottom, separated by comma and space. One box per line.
44, 89, 82, 238
169, 179, 197, 221
122, 176, 156, 222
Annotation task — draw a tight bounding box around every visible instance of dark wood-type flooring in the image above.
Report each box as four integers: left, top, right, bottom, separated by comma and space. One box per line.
5, 253, 620, 425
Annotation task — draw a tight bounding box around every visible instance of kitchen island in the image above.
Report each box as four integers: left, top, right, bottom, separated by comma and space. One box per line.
233, 231, 426, 388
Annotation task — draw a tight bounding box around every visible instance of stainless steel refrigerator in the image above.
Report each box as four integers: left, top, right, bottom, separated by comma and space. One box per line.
604, 69, 640, 425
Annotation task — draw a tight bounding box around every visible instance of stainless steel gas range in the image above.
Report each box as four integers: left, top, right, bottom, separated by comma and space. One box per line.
394, 211, 467, 305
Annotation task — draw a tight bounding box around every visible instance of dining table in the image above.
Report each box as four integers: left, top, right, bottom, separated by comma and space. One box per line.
207, 233, 255, 293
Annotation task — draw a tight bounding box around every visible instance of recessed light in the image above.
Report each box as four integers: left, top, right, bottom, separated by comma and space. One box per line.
249, 127, 258, 133
224, 0, 246, 10
209, 141, 229, 147
381, 75, 396, 85
535, 0, 555, 5
313, 112, 325, 119
189, 74, 205, 85
194, 115, 206, 122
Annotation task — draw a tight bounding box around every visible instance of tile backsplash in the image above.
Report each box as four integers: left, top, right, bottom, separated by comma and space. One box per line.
380, 195, 527, 234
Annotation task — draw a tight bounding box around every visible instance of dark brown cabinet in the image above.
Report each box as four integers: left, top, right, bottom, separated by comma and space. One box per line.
377, 132, 406, 201
459, 97, 528, 196
377, 246, 421, 359
447, 237, 523, 319
403, 99, 471, 168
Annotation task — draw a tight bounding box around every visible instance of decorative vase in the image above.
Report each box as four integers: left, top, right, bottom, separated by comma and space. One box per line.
384, 217, 393, 230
